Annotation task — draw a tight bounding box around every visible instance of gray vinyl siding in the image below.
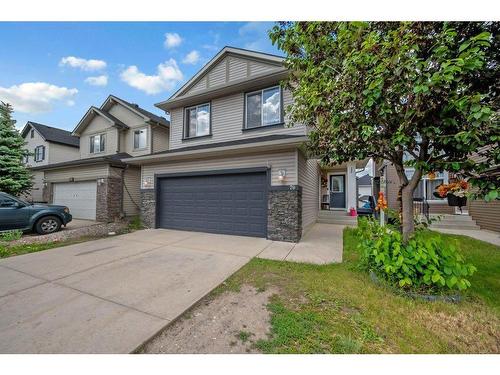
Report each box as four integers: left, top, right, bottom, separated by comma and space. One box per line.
151, 125, 169, 153
169, 88, 305, 150
468, 199, 500, 232
44, 165, 110, 183
122, 167, 141, 216
298, 151, 320, 232
109, 103, 152, 157
79, 116, 119, 159
23, 127, 49, 167
183, 55, 282, 97
22, 170, 45, 203
48, 142, 80, 164
141, 150, 297, 189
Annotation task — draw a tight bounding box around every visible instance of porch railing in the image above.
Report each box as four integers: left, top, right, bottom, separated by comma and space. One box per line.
413, 198, 430, 223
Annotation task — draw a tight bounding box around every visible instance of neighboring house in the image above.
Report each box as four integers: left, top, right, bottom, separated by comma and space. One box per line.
20, 122, 80, 203
31, 95, 169, 221
357, 174, 373, 198
125, 47, 367, 242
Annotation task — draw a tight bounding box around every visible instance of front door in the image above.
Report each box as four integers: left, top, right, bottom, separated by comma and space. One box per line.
329, 174, 346, 209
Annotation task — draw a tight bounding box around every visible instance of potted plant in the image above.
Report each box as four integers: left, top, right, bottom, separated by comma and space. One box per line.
435, 181, 469, 210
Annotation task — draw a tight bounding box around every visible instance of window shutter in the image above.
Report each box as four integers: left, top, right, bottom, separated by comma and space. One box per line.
42, 146, 45, 160
100, 134, 105, 152
90, 136, 94, 153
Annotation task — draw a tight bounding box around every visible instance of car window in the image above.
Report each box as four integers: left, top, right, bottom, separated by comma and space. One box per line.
0, 197, 17, 207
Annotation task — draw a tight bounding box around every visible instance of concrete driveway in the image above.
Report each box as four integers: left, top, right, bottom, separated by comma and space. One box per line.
0, 229, 271, 353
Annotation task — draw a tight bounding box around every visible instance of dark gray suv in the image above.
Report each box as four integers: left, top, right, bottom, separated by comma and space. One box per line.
0, 192, 72, 234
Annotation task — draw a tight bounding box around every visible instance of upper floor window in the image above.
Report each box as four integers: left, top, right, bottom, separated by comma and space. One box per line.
34, 145, 45, 162
90, 134, 105, 154
245, 86, 282, 129
185, 103, 210, 139
133, 128, 147, 150
30, 129, 35, 138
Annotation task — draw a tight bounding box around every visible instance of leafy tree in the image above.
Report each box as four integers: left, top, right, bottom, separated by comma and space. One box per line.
0, 102, 32, 196
270, 22, 499, 241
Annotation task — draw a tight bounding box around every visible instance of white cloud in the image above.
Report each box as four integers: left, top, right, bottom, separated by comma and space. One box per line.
0, 82, 78, 113
59, 56, 107, 71
182, 50, 200, 65
84, 75, 108, 86
120, 59, 183, 95
238, 22, 275, 52
164, 33, 182, 49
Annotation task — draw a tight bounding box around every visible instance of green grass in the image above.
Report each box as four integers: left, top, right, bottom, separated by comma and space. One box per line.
0, 236, 106, 258
217, 228, 500, 354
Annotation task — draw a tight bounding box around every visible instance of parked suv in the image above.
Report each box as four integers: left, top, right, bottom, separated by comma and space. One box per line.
0, 192, 72, 234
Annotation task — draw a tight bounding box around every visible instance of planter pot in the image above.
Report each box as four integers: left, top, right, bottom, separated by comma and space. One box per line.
433, 192, 444, 199
447, 194, 467, 207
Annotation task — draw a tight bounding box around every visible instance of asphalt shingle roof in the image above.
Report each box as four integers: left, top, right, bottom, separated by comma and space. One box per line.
23, 122, 80, 148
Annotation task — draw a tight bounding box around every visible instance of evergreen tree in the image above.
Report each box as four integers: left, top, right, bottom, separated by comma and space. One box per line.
0, 102, 33, 196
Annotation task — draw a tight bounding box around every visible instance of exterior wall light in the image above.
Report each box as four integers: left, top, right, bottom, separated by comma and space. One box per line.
97, 178, 105, 185
278, 169, 287, 182
143, 176, 153, 189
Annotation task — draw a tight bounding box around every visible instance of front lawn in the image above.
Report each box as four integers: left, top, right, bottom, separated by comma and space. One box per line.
216, 229, 500, 353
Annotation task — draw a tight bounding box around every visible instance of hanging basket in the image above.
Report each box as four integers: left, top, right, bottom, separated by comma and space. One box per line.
433, 192, 444, 199
447, 194, 467, 207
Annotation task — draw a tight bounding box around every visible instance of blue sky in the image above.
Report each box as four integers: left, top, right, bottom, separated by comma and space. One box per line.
0, 22, 280, 131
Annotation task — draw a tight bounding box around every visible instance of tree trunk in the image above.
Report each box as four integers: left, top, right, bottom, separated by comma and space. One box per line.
401, 186, 415, 242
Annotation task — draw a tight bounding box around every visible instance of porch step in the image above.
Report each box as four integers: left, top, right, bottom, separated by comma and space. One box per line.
430, 214, 480, 230
317, 211, 358, 226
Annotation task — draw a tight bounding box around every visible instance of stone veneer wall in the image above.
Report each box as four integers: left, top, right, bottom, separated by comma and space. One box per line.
267, 186, 302, 243
96, 177, 123, 222
140, 190, 156, 228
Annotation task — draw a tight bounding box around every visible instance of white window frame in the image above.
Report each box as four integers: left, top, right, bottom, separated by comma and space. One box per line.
133, 128, 148, 150
245, 86, 282, 129
184, 103, 211, 139
90, 133, 106, 154
34, 145, 45, 162
404, 168, 449, 202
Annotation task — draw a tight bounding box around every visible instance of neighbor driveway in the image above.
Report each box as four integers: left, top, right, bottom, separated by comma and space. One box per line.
0, 224, 344, 353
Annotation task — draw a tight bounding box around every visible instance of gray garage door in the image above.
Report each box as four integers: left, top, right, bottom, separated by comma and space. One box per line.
157, 171, 268, 237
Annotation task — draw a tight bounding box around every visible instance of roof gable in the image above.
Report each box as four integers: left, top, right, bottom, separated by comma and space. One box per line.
166, 47, 285, 101
72, 107, 129, 136
101, 95, 169, 127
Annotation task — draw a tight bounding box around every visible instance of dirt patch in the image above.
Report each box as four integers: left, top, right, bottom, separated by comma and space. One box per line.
7, 221, 129, 247
140, 285, 277, 354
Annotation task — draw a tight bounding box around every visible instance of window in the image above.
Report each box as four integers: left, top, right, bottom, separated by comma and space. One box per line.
34, 146, 45, 162
245, 86, 281, 129
133, 129, 147, 150
90, 134, 105, 154
184, 103, 210, 138
0, 196, 17, 207
405, 169, 448, 201
30, 129, 34, 138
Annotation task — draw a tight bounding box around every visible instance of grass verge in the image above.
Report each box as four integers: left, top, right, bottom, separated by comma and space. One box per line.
216, 228, 500, 353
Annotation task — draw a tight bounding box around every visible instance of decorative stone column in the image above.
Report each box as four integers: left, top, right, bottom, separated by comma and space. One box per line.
267, 185, 302, 242
140, 189, 156, 228
96, 177, 123, 222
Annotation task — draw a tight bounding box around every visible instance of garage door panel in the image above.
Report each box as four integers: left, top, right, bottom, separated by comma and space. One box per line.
157, 172, 267, 237
53, 181, 97, 220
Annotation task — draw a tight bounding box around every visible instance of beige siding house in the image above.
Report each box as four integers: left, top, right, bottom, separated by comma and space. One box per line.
125, 47, 367, 242
21, 122, 80, 202
33, 95, 169, 221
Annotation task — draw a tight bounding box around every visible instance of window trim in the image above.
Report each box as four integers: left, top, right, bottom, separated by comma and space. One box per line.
34, 145, 45, 162
244, 85, 284, 130
404, 168, 449, 202
133, 127, 148, 151
89, 133, 106, 154
182, 102, 212, 140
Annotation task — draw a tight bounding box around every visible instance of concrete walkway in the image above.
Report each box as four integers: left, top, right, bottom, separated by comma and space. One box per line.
258, 223, 344, 264
0, 224, 344, 353
433, 227, 500, 247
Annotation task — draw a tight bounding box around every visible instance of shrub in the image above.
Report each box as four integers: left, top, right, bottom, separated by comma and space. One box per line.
356, 218, 476, 292
0, 229, 23, 242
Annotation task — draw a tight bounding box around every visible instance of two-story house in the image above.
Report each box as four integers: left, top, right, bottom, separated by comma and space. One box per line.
21, 122, 80, 203
32, 95, 169, 221
125, 47, 367, 242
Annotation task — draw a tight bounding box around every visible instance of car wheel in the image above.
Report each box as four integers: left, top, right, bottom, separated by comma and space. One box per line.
35, 216, 62, 235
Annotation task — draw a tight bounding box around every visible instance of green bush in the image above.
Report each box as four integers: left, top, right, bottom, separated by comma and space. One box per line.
356, 218, 476, 292
0, 229, 23, 242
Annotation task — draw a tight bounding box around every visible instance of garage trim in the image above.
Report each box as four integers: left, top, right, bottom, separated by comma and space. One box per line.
154, 167, 270, 236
